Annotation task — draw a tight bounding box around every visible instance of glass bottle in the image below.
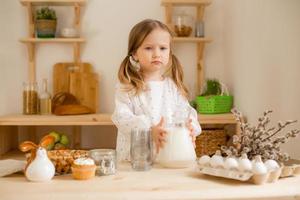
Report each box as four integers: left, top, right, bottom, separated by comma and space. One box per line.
39, 79, 52, 115
23, 82, 38, 114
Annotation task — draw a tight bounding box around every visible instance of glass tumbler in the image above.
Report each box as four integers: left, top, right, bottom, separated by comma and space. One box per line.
130, 128, 153, 171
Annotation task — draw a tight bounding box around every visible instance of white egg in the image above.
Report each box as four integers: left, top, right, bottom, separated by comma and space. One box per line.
238, 154, 252, 172
264, 159, 279, 172
252, 156, 267, 174
224, 157, 239, 170
238, 158, 252, 172
198, 155, 210, 166
210, 154, 224, 168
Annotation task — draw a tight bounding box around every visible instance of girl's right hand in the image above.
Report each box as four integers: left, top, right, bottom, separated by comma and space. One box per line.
151, 117, 166, 153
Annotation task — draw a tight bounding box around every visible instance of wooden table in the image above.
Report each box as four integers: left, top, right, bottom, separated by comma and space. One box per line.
0, 163, 299, 200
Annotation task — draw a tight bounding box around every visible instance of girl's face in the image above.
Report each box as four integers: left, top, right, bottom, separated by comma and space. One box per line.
133, 28, 171, 78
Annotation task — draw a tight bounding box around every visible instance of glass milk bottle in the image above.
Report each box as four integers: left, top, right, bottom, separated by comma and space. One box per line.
157, 107, 196, 168
39, 79, 52, 115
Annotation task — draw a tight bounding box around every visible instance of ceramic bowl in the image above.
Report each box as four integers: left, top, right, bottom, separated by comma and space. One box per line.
61, 28, 78, 38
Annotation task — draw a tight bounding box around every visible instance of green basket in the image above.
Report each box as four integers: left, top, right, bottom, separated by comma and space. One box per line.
196, 95, 233, 114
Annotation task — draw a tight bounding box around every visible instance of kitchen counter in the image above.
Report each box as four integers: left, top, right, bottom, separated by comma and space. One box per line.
0, 163, 300, 200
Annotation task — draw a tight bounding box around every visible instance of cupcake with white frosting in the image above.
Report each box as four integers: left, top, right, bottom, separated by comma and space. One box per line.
71, 158, 96, 180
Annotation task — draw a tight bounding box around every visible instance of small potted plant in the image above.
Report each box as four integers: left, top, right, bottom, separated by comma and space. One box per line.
35, 7, 57, 38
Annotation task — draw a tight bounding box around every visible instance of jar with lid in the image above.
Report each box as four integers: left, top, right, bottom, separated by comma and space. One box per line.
23, 82, 39, 114
156, 107, 196, 168
89, 149, 116, 176
173, 12, 193, 37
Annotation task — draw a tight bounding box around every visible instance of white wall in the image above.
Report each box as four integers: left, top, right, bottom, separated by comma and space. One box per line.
221, 0, 300, 158
0, 0, 299, 158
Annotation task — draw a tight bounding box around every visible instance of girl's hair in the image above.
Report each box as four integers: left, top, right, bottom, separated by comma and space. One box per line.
118, 19, 189, 98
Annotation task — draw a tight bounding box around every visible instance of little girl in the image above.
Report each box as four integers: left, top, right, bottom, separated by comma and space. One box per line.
112, 19, 201, 161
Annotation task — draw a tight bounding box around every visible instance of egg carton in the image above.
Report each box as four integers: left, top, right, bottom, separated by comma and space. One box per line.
197, 165, 283, 185
280, 159, 300, 177
198, 165, 253, 181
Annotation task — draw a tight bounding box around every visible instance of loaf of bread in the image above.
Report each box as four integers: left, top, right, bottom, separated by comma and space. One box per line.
54, 104, 93, 115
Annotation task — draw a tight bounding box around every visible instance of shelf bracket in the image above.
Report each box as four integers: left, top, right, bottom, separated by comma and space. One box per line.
74, 3, 81, 31
27, 43, 36, 83
164, 4, 173, 30
197, 43, 205, 94
26, 3, 35, 37
196, 5, 205, 21
73, 42, 81, 65
72, 126, 81, 149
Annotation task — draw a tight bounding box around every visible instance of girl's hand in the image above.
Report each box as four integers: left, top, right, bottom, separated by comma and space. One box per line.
151, 117, 167, 153
186, 118, 196, 148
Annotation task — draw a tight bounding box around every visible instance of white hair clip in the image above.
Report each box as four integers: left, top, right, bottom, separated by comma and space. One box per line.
129, 56, 141, 71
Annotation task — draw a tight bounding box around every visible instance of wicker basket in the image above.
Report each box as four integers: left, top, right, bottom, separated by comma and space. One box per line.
195, 129, 227, 157
196, 83, 233, 114
196, 95, 233, 114
48, 150, 88, 174
26, 149, 88, 175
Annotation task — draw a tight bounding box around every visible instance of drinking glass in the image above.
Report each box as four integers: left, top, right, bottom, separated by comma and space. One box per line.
130, 128, 153, 171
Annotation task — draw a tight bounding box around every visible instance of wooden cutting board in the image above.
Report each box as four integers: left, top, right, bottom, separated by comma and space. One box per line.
53, 62, 99, 113
53, 62, 92, 93
69, 72, 99, 113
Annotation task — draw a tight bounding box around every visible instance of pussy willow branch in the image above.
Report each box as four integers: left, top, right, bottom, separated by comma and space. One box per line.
262, 120, 297, 142
223, 109, 300, 162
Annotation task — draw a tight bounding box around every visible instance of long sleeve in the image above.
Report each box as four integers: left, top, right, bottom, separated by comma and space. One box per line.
111, 83, 151, 161
111, 83, 151, 133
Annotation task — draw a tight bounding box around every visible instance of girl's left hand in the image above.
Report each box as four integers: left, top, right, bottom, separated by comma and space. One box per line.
186, 119, 196, 148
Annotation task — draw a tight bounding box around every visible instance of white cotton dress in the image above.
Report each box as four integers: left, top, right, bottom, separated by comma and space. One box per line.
111, 77, 201, 161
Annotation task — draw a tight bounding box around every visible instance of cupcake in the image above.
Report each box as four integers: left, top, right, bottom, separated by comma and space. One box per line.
71, 158, 96, 180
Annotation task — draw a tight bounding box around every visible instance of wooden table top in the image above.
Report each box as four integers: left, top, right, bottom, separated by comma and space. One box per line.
0, 163, 299, 200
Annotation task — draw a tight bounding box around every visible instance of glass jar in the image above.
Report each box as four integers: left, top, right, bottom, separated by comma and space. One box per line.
23, 82, 39, 114
89, 149, 116, 176
173, 12, 193, 37
195, 20, 205, 37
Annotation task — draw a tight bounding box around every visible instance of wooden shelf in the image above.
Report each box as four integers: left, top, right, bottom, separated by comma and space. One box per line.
20, 0, 86, 6
19, 0, 86, 83
20, 37, 86, 43
0, 150, 25, 160
0, 114, 112, 126
198, 113, 237, 124
0, 113, 237, 126
173, 37, 213, 43
161, 0, 212, 6
161, 0, 212, 93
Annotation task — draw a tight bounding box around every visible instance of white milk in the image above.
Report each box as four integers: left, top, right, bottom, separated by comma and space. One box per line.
157, 124, 196, 168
